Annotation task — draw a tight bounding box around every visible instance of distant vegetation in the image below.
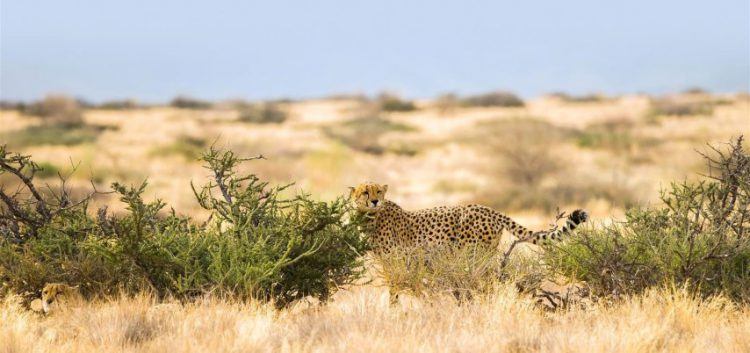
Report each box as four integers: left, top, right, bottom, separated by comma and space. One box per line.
34, 161, 63, 179
487, 119, 566, 187
170, 95, 213, 109
433, 93, 460, 114
5, 125, 106, 147
237, 102, 288, 124
324, 115, 417, 155
649, 97, 715, 117
377, 93, 417, 112
20, 94, 85, 127
324, 93, 369, 102
461, 91, 524, 107
648, 90, 735, 119
471, 118, 640, 211
150, 135, 209, 160
576, 119, 637, 150
0, 100, 26, 111
550, 92, 609, 103
98, 99, 141, 110
1, 95, 118, 148
682, 87, 709, 95
430, 91, 525, 112
575, 118, 660, 161
0, 90, 737, 117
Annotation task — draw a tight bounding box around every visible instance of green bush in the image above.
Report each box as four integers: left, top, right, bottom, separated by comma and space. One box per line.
543, 137, 750, 302
237, 103, 288, 124
462, 91, 524, 107
21, 95, 84, 127
0, 146, 369, 306
170, 96, 212, 109
550, 92, 608, 103
378, 94, 417, 112
98, 99, 141, 110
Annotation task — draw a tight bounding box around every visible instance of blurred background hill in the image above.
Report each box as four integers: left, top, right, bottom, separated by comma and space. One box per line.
2, 91, 748, 228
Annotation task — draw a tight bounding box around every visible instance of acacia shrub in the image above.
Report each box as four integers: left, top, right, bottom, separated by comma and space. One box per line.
0, 146, 369, 306
543, 137, 750, 302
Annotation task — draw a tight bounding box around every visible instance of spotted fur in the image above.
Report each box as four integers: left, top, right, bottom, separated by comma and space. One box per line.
350, 182, 588, 251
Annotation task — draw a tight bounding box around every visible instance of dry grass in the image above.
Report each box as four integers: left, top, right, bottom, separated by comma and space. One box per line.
2, 285, 748, 353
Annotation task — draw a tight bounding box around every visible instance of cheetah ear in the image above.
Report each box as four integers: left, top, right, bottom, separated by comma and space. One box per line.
382, 184, 388, 193
348, 186, 355, 196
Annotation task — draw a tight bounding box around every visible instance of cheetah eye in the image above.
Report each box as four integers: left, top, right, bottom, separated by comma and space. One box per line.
363, 191, 369, 196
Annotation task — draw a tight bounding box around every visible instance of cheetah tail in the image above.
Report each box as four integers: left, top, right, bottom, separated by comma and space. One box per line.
532, 209, 588, 244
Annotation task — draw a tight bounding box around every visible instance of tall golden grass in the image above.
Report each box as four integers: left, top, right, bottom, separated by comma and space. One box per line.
2, 285, 748, 353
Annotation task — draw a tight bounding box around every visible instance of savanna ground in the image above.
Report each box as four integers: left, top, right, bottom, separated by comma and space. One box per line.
1, 91, 749, 352
3, 286, 749, 353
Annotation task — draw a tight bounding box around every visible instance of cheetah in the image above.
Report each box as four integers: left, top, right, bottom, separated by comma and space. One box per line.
350, 182, 588, 252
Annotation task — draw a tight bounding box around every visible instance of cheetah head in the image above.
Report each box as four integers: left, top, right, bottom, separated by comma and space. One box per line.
34, 283, 81, 314
349, 182, 388, 212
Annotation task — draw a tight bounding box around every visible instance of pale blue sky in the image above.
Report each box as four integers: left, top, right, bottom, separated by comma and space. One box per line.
1, 0, 748, 103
